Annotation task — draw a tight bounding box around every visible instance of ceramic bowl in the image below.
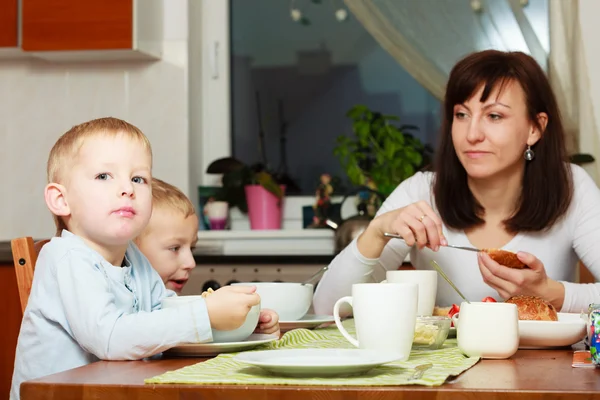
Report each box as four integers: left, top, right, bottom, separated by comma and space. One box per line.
161, 295, 261, 343
233, 282, 313, 321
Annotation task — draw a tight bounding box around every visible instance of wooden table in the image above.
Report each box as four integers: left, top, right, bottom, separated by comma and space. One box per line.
20, 346, 600, 400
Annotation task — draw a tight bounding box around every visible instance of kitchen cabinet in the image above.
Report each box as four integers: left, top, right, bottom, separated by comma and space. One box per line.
0, 0, 18, 48
21, 0, 162, 61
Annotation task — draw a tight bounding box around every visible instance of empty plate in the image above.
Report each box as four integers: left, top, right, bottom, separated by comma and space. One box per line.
165, 334, 278, 357
234, 348, 404, 377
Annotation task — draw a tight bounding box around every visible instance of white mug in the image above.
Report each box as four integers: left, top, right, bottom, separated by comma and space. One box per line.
381, 270, 437, 316
452, 301, 519, 359
204, 201, 229, 230
333, 283, 418, 360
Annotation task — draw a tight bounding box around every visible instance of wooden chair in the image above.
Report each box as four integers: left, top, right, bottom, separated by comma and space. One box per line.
11, 237, 49, 314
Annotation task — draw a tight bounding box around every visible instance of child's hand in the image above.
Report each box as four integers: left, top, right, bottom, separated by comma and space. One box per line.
254, 309, 280, 337
204, 285, 260, 331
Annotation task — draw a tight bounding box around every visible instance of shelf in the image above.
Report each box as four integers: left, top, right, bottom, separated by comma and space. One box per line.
196, 229, 335, 256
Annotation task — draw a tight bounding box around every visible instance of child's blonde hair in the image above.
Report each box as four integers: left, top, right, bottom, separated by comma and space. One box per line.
150, 178, 196, 218
135, 178, 196, 242
47, 117, 152, 236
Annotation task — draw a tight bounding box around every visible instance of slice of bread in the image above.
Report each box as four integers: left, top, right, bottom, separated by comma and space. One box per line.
484, 249, 527, 269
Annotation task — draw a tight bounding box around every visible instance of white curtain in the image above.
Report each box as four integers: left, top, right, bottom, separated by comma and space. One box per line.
344, 0, 548, 101
576, 0, 600, 181
549, 0, 581, 155
344, 0, 584, 157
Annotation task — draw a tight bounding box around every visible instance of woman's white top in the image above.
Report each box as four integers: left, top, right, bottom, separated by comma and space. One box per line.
313, 164, 600, 314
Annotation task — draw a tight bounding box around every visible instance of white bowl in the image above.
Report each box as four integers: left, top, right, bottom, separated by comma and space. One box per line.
233, 282, 313, 321
161, 295, 261, 343
518, 312, 586, 348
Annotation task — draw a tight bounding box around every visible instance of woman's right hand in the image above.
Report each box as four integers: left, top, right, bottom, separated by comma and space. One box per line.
358, 200, 446, 258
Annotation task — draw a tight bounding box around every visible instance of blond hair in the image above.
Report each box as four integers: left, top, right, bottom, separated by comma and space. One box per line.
47, 117, 152, 235
150, 177, 196, 218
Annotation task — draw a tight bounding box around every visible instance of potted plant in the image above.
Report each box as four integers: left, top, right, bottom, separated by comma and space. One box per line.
206, 157, 285, 230
333, 104, 433, 198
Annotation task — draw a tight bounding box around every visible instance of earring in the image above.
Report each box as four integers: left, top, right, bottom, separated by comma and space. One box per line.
524, 145, 535, 161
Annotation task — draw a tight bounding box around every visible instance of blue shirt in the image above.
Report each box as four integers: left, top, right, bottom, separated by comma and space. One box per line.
11, 231, 212, 400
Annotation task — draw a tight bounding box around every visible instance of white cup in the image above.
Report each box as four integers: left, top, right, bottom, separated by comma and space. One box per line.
381, 270, 437, 316
204, 201, 229, 230
333, 283, 418, 360
452, 301, 519, 359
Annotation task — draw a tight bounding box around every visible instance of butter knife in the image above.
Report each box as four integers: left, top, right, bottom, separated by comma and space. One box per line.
383, 232, 481, 253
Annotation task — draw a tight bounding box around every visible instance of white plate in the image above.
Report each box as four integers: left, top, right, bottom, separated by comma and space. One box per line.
165, 334, 278, 357
279, 314, 335, 332
518, 313, 586, 349
234, 348, 404, 377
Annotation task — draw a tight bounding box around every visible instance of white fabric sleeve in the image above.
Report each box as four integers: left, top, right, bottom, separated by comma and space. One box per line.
561, 281, 600, 313
55, 249, 213, 360
312, 173, 432, 315
562, 165, 600, 312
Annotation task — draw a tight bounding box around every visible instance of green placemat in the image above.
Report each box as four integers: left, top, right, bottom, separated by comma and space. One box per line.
145, 320, 479, 386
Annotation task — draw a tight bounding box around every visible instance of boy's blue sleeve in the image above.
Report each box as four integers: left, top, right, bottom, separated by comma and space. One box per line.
55, 249, 213, 360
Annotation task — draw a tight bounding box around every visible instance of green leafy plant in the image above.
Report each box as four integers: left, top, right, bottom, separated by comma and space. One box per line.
570, 153, 595, 165
334, 105, 433, 198
206, 157, 283, 213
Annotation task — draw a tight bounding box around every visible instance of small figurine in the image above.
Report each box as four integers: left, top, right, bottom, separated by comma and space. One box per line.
311, 173, 334, 228
356, 177, 380, 218
365, 177, 380, 217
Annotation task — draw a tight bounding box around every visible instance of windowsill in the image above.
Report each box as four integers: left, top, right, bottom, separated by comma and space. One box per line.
196, 196, 340, 256
196, 229, 335, 256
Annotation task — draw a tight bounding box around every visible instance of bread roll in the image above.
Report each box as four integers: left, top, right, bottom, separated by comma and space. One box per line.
505, 295, 558, 321
433, 306, 451, 317
484, 249, 527, 269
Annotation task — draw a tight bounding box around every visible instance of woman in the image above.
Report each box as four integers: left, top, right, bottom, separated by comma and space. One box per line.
313, 50, 600, 315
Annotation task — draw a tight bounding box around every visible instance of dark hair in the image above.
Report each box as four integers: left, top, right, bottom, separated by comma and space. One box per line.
433, 50, 573, 233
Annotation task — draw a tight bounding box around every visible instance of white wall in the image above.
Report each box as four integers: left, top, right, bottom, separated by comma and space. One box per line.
0, 0, 190, 240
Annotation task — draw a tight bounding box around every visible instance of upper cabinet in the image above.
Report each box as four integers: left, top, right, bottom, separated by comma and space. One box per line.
21, 0, 163, 61
0, 0, 18, 47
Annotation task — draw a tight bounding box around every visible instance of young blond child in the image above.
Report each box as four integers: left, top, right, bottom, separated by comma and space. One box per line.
11, 118, 262, 400
135, 177, 280, 335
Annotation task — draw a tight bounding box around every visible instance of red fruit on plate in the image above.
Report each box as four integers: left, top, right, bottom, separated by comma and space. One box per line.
482, 297, 497, 302
447, 304, 460, 327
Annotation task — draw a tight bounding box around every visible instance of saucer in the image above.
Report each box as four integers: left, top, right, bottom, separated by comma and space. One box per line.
165, 334, 278, 357
234, 348, 403, 377
279, 314, 335, 332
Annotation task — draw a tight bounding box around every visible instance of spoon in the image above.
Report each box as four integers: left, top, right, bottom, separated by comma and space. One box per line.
302, 266, 328, 285
409, 363, 433, 380
430, 260, 470, 304
383, 232, 480, 252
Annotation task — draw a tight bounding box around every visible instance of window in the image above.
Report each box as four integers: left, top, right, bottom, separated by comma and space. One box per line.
198, 0, 548, 195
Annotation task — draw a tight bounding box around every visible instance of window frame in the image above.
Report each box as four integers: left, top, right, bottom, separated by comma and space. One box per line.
198, 0, 231, 186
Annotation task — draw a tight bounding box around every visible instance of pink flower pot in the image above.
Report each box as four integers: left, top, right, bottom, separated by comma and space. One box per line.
244, 185, 285, 230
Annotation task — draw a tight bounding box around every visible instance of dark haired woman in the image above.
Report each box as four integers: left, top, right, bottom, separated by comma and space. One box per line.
314, 50, 600, 314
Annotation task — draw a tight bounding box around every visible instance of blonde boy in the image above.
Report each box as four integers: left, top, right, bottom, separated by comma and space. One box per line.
135, 178, 199, 294
136, 178, 280, 335
11, 118, 260, 400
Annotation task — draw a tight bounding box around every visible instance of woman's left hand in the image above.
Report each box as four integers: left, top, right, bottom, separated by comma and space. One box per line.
478, 251, 565, 309
254, 309, 281, 337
